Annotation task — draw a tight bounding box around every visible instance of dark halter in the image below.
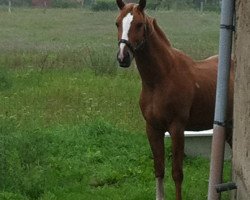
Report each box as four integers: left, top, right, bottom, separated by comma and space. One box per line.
118, 25, 147, 53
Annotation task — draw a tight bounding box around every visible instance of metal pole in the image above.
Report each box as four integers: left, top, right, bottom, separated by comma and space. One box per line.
200, 1, 204, 13
207, 0, 235, 199
8, 0, 11, 13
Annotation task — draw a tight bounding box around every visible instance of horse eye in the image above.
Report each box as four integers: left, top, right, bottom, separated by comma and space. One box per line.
115, 22, 119, 27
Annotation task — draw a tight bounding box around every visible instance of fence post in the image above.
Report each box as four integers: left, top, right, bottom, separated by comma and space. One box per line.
8, 0, 11, 13
200, 1, 204, 13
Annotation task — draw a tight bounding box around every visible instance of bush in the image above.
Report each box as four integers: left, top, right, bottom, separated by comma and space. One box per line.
91, 1, 117, 11
204, 3, 221, 12
52, 0, 78, 8
0, 0, 31, 6
0, 0, 221, 11
0, 67, 12, 91
146, 2, 160, 10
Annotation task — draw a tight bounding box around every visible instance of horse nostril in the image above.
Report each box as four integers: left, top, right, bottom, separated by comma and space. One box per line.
123, 52, 130, 63
117, 51, 130, 62
117, 51, 124, 62
117, 51, 131, 68
124, 51, 129, 58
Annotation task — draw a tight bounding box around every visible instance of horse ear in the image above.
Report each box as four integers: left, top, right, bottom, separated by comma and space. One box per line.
138, 0, 146, 11
116, 0, 125, 10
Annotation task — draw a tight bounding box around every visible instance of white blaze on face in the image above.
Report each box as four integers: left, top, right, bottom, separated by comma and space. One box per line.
118, 13, 133, 61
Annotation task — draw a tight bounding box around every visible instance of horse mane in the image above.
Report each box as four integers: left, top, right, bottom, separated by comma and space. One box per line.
146, 15, 172, 47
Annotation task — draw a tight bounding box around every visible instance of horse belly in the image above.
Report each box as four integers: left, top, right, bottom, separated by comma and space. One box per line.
186, 114, 214, 131
186, 94, 215, 131
185, 77, 234, 131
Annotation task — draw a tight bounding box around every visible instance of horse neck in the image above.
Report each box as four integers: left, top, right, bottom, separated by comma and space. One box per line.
135, 17, 174, 88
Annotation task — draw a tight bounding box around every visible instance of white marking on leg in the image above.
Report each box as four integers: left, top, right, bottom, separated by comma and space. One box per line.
156, 177, 164, 200
118, 13, 133, 61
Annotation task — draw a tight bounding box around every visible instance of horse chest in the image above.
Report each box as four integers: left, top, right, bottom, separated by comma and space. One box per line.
140, 92, 171, 129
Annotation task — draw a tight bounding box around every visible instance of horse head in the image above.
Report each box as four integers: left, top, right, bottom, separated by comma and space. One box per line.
116, 0, 147, 68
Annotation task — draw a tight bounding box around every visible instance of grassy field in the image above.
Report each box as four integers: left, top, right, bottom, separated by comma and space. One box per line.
0, 8, 232, 200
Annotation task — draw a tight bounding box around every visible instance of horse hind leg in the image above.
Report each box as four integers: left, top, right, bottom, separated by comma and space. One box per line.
225, 119, 233, 148
146, 124, 165, 200
226, 126, 233, 148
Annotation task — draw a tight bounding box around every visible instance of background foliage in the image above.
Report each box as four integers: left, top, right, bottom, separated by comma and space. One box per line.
0, 0, 221, 11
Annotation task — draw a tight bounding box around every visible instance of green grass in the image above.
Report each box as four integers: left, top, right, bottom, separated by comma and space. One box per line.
0, 69, 232, 200
0, 68, 142, 132
0, 118, 231, 200
0, 8, 231, 200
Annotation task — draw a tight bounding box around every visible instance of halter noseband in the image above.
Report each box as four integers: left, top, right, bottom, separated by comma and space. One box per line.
118, 39, 145, 53
118, 25, 147, 53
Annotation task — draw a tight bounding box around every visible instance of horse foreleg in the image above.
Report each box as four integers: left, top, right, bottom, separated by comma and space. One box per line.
169, 123, 184, 200
156, 177, 164, 200
146, 124, 165, 200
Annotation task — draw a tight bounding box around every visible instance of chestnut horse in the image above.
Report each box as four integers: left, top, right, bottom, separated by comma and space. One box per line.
115, 0, 234, 199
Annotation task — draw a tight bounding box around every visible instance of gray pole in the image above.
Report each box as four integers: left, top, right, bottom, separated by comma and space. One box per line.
207, 0, 235, 199
200, 1, 204, 13
8, 0, 11, 13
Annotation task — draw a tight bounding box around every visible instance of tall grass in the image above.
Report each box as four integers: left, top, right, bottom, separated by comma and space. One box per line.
0, 68, 142, 132
0, 9, 219, 70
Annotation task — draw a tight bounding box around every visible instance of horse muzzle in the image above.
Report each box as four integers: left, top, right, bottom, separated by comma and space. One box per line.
117, 50, 133, 68
117, 39, 136, 68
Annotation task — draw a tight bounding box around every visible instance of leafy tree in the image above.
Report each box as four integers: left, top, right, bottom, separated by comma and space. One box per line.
0, 0, 31, 6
